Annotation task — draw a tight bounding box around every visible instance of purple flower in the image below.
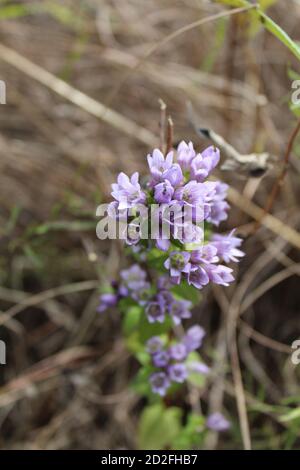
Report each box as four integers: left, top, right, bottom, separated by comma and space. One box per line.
157, 276, 172, 290
211, 230, 244, 263
145, 301, 165, 323
206, 412, 230, 432
146, 337, 164, 354
174, 181, 206, 207
187, 267, 209, 289
207, 182, 229, 226
184, 325, 206, 352
150, 372, 170, 396
163, 164, 184, 187
147, 149, 183, 187
169, 343, 188, 361
177, 141, 196, 170
111, 172, 146, 210
169, 299, 192, 325
187, 361, 210, 375
168, 363, 188, 383
191, 244, 219, 265
154, 180, 174, 204
120, 264, 147, 290
97, 293, 118, 313
152, 350, 170, 368
190, 146, 220, 182
147, 149, 173, 182
205, 264, 234, 286
164, 251, 191, 284
132, 282, 152, 305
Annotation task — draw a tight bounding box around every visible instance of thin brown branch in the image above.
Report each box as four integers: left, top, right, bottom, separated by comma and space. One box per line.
166, 116, 174, 154
255, 117, 300, 230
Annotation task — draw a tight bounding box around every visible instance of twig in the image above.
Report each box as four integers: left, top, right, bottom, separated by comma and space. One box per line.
255, 117, 300, 230
158, 98, 167, 153
0, 43, 155, 147
0, 280, 99, 328
166, 116, 174, 154
103, 5, 256, 108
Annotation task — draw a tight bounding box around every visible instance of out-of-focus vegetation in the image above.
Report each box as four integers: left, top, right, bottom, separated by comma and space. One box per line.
0, 0, 300, 450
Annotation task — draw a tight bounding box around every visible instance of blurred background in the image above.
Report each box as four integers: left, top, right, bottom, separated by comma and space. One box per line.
0, 0, 300, 450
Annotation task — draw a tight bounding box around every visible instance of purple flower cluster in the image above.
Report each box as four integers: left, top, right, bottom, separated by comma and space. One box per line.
107, 140, 244, 289
98, 264, 151, 312
147, 326, 209, 396
145, 275, 192, 325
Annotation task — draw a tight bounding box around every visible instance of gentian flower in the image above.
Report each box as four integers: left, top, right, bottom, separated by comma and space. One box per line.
190, 146, 220, 182
184, 325, 206, 352
168, 363, 188, 383
146, 300, 165, 323
164, 251, 191, 284
146, 337, 164, 354
97, 293, 118, 313
205, 264, 234, 286
211, 230, 245, 263
150, 372, 170, 396
207, 413, 230, 432
154, 180, 174, 203
152, 350, 170, 368
111, 172, 146, 210
177, 140, 196, 170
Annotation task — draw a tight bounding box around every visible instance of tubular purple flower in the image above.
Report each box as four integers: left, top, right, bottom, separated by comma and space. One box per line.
206, 412, 230, 432
184, 325, 206, 352
190, 244, 219, 265
150, 372, 170, 396
169, 343, 188, 361
174, 180, 206, 207
187, 267, 209, 289
168, 363, 188, 383
206, 182, 229, 226
187, 361, 210, 375
177, 140, 196, 170
111, 171, 146, 210
146, 337, 164, 354
120, 264, 147, 290
154, 180, 175, 203
205, 264, 234, 286
147, 149, 174, 185
169, 299, 192, 325
190, 146, 220, 182
97, 293, 118, 313
145, 300, 165, 323
211, 230, 245, 263
164, 251, 191, 284
152, 350, 170, 368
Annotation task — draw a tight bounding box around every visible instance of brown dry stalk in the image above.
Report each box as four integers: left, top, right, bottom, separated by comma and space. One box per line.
255, 117, 300, 230
103, 4, 256, 111
0, 43, 155, 147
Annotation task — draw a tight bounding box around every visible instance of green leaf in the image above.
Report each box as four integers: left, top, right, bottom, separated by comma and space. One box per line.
138, 313, 172, 343
186, 352, 207, 388
33, 220, 95, 235
171, 280, 200, 305
122, 305, 143, 335
0, 4, 30, 19
279, 407, 300, 423
138, 403, 182, 450
213, 0, 248, 6
257, 11, 300, 62
172, 413, 205, 450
